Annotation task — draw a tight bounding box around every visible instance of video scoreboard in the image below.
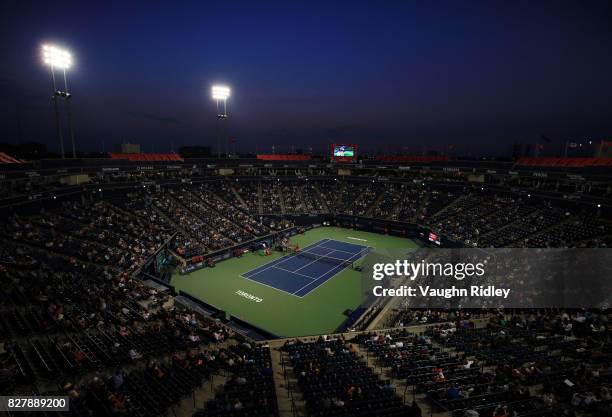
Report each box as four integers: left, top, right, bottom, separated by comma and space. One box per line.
331, 143, 357, 162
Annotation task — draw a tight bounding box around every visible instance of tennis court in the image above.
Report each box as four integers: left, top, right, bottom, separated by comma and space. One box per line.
172, 227, 419, 336
241, 238, 371, 297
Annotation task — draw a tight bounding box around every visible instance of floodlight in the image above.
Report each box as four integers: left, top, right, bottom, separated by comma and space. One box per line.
212, 85, 230, 100
210, 84, 231, 158
42, 44, 72, 69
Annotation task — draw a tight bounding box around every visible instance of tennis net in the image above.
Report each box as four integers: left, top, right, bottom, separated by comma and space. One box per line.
292, 248, 368, 268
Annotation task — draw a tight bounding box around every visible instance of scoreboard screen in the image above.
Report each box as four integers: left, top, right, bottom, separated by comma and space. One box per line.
333, 145, 355, 157
331, 143, 357, 162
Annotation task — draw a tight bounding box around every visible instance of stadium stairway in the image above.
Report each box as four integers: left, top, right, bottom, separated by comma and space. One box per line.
172, 337, 238, 417
354, 320, 492, 417
350, 341, 443, 415
278, 185, 287, 215
257, 181, 263, 214
270, 347, 302, 417
315, 186, 331, 213
229, 186, 248, 210
365, 191, 387, 218
428, 193, 466, 220
413, 192, 430, 223
357, 327, 418, 403
296, 185, 308, 214
366, 273, 424, 330
172, 369, 230, 417
265, 317, 493, 417
365, 296, 403, 330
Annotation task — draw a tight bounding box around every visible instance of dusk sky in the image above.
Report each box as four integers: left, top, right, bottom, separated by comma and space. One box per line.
1, 1, 611, 155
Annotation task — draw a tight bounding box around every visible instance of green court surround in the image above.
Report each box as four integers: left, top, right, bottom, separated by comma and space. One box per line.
171, 227, 419, 337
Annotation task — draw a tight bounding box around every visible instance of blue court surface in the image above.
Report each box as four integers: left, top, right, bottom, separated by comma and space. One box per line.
241, 239, 371, 297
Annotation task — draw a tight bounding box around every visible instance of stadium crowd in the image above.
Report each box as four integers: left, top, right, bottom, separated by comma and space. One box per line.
356, 310, 611, 417
0, 175, 610, 417
206, 179, 610, 248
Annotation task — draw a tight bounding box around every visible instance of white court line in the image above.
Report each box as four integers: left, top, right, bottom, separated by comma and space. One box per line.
240, 273, 304, 298
240, 238, 371, 298
298, 238, 369, 260
291, 248, 370, 296
292, 248, 337, 273
298, 248, 351, 258
347, 237, 367, 242
293, 247, 370, 284
271, 266, 318, 280
296, 246, 372, 294
242, 238, 331, 279
293, 249, 373, 296
292, 244, 372, 284
315, 245, 365, 255
291, 258, 349, 296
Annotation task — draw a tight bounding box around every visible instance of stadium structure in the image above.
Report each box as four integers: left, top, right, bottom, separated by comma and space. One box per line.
0, 152, 610, 417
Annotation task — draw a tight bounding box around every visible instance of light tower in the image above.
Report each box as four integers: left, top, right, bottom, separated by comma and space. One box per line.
211, 85, 230, 158
42, 44, 76, 158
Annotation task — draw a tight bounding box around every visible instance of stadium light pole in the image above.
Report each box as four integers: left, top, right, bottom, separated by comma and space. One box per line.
42, 44, 76, 158
63, 61, 76, 159
212, 85, 230, 158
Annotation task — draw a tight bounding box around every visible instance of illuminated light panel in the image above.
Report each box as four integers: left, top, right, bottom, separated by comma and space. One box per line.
42, 44, 72, 69
211, 85, 230, 100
